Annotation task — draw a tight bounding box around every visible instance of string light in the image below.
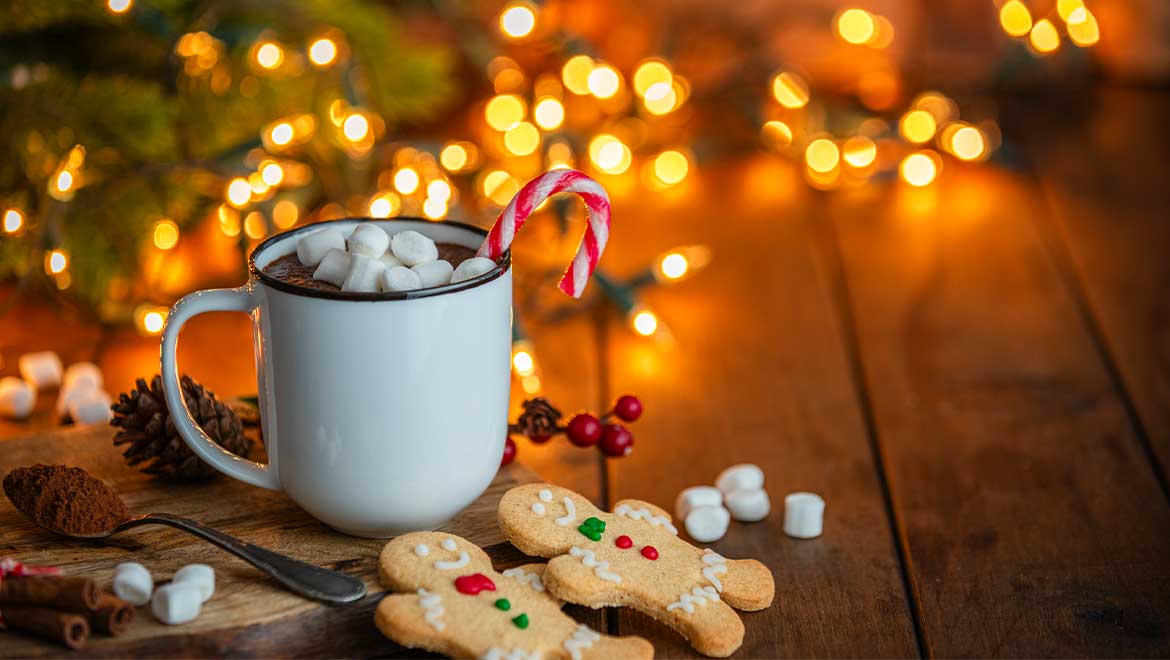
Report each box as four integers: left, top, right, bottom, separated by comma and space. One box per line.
587, 64, 621, 99
226, 177, 251, 208
562, 55, 595, 95
842, 136, 877, 167
761, 120, 794, 150
55, 171, 74, 193
45, 250, 68, 275
269, 122, 294, 146
771, 72, 809, 109
1058, 0, 1086, 21
368, 192, 401, 218
427, 180, 452, 203
393, 167, 420, 194
106, 0, 132, 14
342, 113, 370, 142
218, 205, 241, 237
999, 0, 1033, 37
643, 82, 679, 115
485, 94, 526, 131
1029, 19, 1060, 54
483, 170, 519, 205
499, 2, 537, 39
440, 142, 476, 172
3, 209, 22, 233
631, 309, 659, 336
308, 38, 338, 67
899, 109, 937, 144
422, 197, 448, 220
141, 308, 166, 335
244, 211, 267, 239
260, 162, 284, 186
255, 42, 284, 70
533, 97, 565, 130
836, 9, 876, 45
273, 200, 299, 228
633, 60, 672, 97
511, 343, 536, 376
248, 172, 270, 196
1067, 10, 1100, 46
653, 245, 711, 283
152, 219, 179, 250
900, 151, 940, 187
946, 124, 986, 161
504, 121, 541, 156
589, 134, 632, 174
805, 138, 840, 173
652, 150, 690, 186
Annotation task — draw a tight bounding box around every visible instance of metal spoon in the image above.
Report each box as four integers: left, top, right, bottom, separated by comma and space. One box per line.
35, 512, 366, 604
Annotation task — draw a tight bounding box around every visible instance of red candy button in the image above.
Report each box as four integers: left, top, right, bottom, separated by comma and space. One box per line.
615, 535, 633, 549
455, 573, 497, 595
640, 546, 659, 560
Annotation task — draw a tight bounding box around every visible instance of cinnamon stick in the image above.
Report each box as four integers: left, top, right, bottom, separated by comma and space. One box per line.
88, 592, 133, 636
0, 605, 90, 650
0, 576, 100, 613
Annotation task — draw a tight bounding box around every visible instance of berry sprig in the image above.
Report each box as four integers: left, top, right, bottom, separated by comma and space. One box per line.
501, 395, 644, 466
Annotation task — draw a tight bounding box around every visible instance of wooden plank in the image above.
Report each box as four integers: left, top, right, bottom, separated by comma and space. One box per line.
827, 165, 1170, 657
602, 158, 920, 658
0, 425, 541, 657
1012, 89, 1170, 488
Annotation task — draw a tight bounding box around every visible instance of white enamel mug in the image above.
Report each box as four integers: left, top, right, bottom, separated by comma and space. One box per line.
160, 218, 512, 537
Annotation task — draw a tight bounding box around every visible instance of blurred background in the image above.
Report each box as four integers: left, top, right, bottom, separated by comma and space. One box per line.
0, 0, 1167, 392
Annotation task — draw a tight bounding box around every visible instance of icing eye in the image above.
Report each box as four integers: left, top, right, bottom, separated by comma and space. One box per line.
413, 544, 430, 557
538, 488, 554, 502
531, 502, 546, 515
441, 538, 458, 551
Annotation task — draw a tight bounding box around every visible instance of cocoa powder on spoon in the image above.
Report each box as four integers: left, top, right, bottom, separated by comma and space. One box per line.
3, 465, 129, 535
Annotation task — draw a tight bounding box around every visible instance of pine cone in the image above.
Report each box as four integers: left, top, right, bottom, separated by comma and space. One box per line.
514, 397, 563, 439
110, 375, 252, 481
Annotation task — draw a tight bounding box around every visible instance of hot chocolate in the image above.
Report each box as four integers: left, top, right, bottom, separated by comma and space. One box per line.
263, 242, 478, 293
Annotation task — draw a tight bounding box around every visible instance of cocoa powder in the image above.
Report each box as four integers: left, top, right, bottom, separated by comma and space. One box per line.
3, 465, 129, 535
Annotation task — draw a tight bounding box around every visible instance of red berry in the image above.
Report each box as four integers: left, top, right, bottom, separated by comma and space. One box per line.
640, 545, 659, 560
529, 434, 552, 445
599, 424, 634, 457
501, 437, 517, 466
615, 534, 633, 549
566, 414, 602, 447
613, 395, 643, 422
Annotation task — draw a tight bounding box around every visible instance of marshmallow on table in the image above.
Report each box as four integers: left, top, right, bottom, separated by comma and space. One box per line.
151, 583, 203, 625
715, 463, 765, 494
725, 488, 771, 522
297, 227, 347, 267
381, 266, 422, 293
683, 505, 731, 543
783, 492, 825, 539
18, 351, 62, 390
451, 257, 496, 284
347, 223, 390, 258
341, 254, 385, 293
62, 362, 102, 392
312, 248, 350, 287
675, 485, 723, 521
389, 230, 438, 266
172, 564, 215, 603
113, 562, 154, 606
0, 377, 36, 420
67, 389, 112, 426
412, 260, 454, 288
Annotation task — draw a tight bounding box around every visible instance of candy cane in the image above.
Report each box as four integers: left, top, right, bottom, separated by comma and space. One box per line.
478, 169, 611, 298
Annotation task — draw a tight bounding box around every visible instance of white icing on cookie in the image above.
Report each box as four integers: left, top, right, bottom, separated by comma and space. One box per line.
413, 544, 430, 557
531, 502, 546, 515
417, 588, 445, 630
434, 551, 470, 570
480, 648, 539, 660
563, 624, 601, 660
701, 549, 728, 592
554, 496, 577, 526
502, 567, 545, 592
441, 537, 458, 551
569, 546, 622, 583
666, 586, 720, 613
614, 503, 679, 535
538, 488, 554, 502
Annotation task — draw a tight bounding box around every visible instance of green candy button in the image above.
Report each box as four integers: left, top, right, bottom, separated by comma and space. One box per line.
494, 598, 510, 611
583, 516, 606, 532
577, 524, 602, 541
512, 613, 529, 629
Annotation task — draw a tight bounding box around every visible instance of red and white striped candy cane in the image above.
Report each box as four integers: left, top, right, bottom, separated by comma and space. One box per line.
478, 169, 611, 298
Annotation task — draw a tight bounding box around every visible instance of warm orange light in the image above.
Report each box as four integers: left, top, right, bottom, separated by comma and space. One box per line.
273, 200, 298, 228
533, 97, 565, 130
483, 170, 520, 206
1029, 19, 1060, 53
999, 0, 1033, 37
589, 134, 631, 174
499, 2, 537, 39
440, 143, 469, 171
633, 60, 672, 97
142, 310, 165, 334
485, 94, 526, 131
270, 122, 294, 146
244, 211, 267, 239
393, 168, 420, 194
652, 150, 690, 185
805, 138, 840, 173
255, 42, 284, 69
504, 121, 541, 156
4, 209, 24, 233
153, 219, 179, 250
1057, 0, 1085, 22
308, 38, 337, 67
761, 120, 794, 149
422, 197, 448, 220
1067, 10, 1099, 46
900, 151, 939, 187
54, 171, 74, 194
45, 250, 68, 275
899, 110, 937, 144
836, 9, 876, 45
260, 162, 284, 186
949, 125, 986, 161
643, 82, 679, 115
368, 192, 401, 218
842, 136, 877, 167
562, 55, 595, 95
342, 113, 369, 142
226, 177, 251, 208
587, 64, 621, 99
106, 0, 132, 14
427, 180, 452, 203
631, 310, 659, 336
771, 72, 809, 109
511, 348, 536, 376
218, 205, 241, 237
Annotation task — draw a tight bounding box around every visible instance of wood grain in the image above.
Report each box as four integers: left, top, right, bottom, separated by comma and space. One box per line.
0, 425, 541, 658
827, 166, 1170, 657
601, 158, 920, 658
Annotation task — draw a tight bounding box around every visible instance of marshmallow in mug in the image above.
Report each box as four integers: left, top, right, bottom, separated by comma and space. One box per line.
0, 377, 36, 420
341, 254, 385, 293
151, 583, 203, 625
312, 248, 351, 287
389, 230, 438, 266
451, 257, 496, 284
348, 223, 390, 258
18, 351, 62, 390
297, 227, 347, 268
411, 260, 454, 289
381, 266, 422, 293
113, 562, 154, 606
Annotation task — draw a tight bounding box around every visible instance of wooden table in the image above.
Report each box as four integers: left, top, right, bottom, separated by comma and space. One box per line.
2, 87, 1169, 657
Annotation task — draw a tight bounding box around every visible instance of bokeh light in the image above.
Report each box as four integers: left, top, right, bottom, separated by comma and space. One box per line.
587, 64, 621, 99
46, 250, 68, 275
652, 150, 690, 185
589, 134, 632, 174
900, 151, 940, 186
485, 94, 526, 131
504, 121, 540, 156
632, 310, 659, 336
270, 122, 294, 146
1067, 10, 1100, 46
226, 177, 251, 208
836, 9, 876, 45
106, 0, 132, 14
260, 162, 284, 186
900, 110, 937, 144
1029, 19, 1060, 54
483, 170, 520, 205
633, 60, 672, 97
499, 3, 536, 39
422, 197, 448, 220
308, 38, 337, 67
368, 192, 401, 218
342, 113, 369, 142
948, 125, 986, 161
761, 120, 794, 150
533, 97, 565, 130
440, 142, 476, 172
562, 55, 595, 95
4, 209, 24, 233
842, 136, 877, 167
273, 200, 299, 228
255, 42, 284, 70
393, 167, 420, 194
512, 349, 536, 376
152, 219, 179, 250
999, 0, 1033, 37
142, 310, 165, 334
805, 138, 840, 173
771, 72, 809, 109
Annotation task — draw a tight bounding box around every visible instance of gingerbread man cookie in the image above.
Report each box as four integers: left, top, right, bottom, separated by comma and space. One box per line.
375, 532, 653, 660
499, 484, 774, 658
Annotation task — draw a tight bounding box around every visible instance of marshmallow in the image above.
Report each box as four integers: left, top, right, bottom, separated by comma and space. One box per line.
381, 266, 422, 292
113, 562, 154, 606
57, 383, 94, 420
783, 492, 825, 539
297, 228, 347, 267
715, 463, 765, 494
380, 252, 404, 269
312, 248, 350, 287
151, 583, 203, 625
675, 486, 723, 521
18, 351, 62, 389
451, 257, 496, 284
683, 505, 731, 543
725, 488, 771, 522
0, 377, 36, 420
341, 254, 386, 293
389, 230, 438, 266
412, 260, 454, 288
347, 223, 390, 258
172, 564, 215, 603
67, 389, 112, 426
62, 362, 102, 392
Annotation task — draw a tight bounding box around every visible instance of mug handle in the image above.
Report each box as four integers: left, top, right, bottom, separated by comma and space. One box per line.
160, 285, 280, 491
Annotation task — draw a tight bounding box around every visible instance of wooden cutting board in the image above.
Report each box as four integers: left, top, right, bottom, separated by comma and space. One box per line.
0, 425, 540, 657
